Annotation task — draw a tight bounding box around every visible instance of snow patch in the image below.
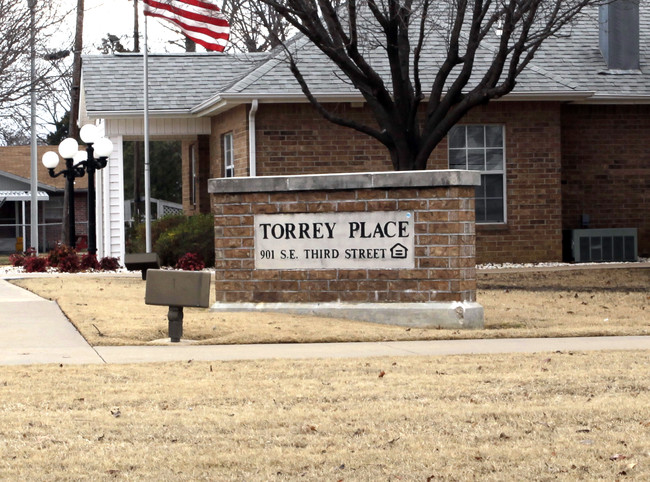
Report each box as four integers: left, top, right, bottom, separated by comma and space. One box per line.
478, 258, 649, 271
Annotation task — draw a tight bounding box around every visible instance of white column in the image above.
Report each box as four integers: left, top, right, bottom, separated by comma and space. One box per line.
102, 135, 125, 264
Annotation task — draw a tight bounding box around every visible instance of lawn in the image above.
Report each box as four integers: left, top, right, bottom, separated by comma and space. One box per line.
9, 266, 650, 346
2, 267, 649, 479
0, 351, 648, 479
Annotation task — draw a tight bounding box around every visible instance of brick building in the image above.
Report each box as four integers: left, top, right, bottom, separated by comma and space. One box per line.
0, 146, 88, 253
80, 2, 649, 263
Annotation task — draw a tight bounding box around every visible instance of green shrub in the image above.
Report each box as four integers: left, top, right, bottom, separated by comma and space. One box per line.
126, 214, 186, 254
154, 214, 214, 267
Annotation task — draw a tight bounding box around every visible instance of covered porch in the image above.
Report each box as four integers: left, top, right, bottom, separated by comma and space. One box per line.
0, 190, 53, 254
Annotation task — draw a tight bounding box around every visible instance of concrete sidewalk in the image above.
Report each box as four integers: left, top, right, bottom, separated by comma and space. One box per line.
95, 336, 650, 364
0, 279, 104, 365
1, 278, 649, 366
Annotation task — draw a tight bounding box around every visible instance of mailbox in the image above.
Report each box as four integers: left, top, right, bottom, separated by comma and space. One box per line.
145, 269, 211, 342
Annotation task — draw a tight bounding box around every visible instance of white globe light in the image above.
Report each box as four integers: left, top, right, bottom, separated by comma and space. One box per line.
94, 137, 114, 158
58, 138, 79, 159
42, 151, 60, 169
80, 124, 99, 144
73, 150, 87, 166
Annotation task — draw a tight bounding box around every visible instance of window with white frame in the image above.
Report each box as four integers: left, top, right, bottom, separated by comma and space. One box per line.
448, 124, 506, 223
223, 132, 234, 178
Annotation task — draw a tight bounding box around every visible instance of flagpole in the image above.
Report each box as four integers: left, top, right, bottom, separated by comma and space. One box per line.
29, 0, 39, 254
140, 0, 229, 255
143, 9, 152, 253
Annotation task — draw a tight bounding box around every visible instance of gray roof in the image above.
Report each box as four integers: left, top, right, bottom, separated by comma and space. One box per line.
82, 52, 267, 114
221, 26, 582, 99
532, 8, 650, 99
0, 170, 59, 192
82, 5, 650, 117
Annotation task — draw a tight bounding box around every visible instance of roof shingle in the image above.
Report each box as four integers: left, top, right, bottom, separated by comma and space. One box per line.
82, 5, 650, 116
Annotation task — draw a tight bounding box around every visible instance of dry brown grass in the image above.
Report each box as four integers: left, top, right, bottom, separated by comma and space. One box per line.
10, 267, 650, 346
477, 267, 650, 338
1, 351, 649, 480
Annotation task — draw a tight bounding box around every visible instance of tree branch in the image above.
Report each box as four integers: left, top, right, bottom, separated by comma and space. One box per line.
286, 51, 391, 145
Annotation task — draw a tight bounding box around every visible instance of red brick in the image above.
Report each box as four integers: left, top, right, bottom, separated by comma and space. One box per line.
210, 164, 480, 303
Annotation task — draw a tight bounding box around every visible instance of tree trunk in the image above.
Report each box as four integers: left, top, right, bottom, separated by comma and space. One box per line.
390, 142, 420, 171
383, 118, 421, 171
64, 0, 84, 246
133, 0, 140, 53
68, 0, 83, 141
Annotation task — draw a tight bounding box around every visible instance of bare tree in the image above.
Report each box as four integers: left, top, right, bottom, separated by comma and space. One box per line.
68, 0, 84, 143
150, 0, 292, 53
260, 0, 605, 170
0, 0, 70, 145
224, 0, 292, 52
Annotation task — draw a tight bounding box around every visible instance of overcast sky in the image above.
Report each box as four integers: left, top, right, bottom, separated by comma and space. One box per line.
60, 0, 194, 54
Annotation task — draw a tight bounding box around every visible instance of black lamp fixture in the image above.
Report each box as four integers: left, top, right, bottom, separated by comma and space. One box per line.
42, 125, 114, 254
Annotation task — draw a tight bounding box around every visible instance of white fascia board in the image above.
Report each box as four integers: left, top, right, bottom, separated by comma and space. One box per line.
0, 170, 59, 192
496, 91, 596, 101
192, 90, 599, 117
190, 88, 620, 118
191, 92, 366, 117
191, 96, 229, 117
85, 109, 193, 119
571, 94, 650, 104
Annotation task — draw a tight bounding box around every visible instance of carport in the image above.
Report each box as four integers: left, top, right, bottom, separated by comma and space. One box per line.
0, 190, 50, 253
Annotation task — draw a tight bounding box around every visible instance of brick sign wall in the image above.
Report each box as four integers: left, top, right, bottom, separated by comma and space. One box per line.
209, 171, 480, 309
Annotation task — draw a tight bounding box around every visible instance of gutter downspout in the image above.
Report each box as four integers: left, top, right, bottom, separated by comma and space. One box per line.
248, 99, 259, 177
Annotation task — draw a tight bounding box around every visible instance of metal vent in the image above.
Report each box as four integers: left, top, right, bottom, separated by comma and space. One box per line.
599, 0, 640, 71
568, 228, 638, 263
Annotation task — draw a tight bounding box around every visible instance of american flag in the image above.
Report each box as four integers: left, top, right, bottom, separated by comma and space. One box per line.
143, 0, 230, 52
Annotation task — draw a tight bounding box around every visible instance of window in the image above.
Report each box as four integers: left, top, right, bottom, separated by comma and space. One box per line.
448, 125, 506, 223
223, 132, 234, 178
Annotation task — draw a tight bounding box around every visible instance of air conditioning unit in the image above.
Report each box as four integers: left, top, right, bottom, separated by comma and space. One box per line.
564, 228, 638, 263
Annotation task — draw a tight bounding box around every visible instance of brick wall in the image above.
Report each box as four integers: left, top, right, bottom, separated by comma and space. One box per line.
210, 101, 564, 264
0, 146, 93, 251
73, 192, 88, 237
181, 140, 193, 213
255, 103, 391, 175
31, 192, 88, 251
561, 104, 650, 257
210, 105, 249, 178
447, 102, 564, 263
0, 145, 88, 190
211, 177, 478, 304
181, 136, 211, 214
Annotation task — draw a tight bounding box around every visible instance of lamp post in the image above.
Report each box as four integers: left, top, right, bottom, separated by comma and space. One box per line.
42, 125, 113, 254
42, 140, 86, 250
